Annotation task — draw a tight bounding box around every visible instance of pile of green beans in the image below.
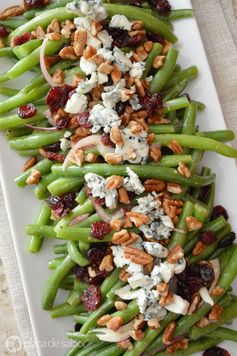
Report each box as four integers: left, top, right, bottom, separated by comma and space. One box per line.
0, 1, 236, 355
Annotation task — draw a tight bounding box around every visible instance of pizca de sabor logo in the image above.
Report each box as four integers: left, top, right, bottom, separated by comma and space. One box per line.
5, 335, 23, 353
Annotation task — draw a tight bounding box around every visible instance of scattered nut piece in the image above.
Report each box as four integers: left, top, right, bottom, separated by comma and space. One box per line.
149, 145, 162, 162
59, 46, 77, 60
111, 64, 122, 84
156, 282, 169, 297
118, 187, 130, 205
105, 153, 123, 164
159, 291, 174, 306
211, 286, 225, 297
130, 330, 144, 341
178, 161, 191, 177
91, 21, 103, 36
112, 229, 131, 245
124, 245, 153, 265
144, 179, 166, 192
47, 19, 60, 34
133, 315, 146, 330
168, 139, 183, 155
106, 316, 123, 331
135, 78, 145, 97
115, 301, 127, 311
97, 314, 111, 326
0, 6, 24, 20
46, 32, 62, 41
208, 304, 223, 321
110, 219, 122, 232
166, 338, 189, 353
132, 20, 144, 31
83, 44, 97, 60
144, 41, 153, 53
52, 69, 64, 85
167, 183, 183, 194
26, 170, 41, 185
106, 175, 124, 190
167, 244, 184, 264
192, 241, 206, 256
162, 321, 176, 345
73, 29, 87, 56
186, 216, 203, 231
23, 157, 37, 172
117, 339, 133, 350
99, 254, 114, 272
153, 55, 166, 69
197, 317, 210, 328
147, 318, 160, 329
97, 62, 113, 74
126, 212, 149, 227
188, 295, 200, 315
85, 152, 98, 163
119, 268, 131, 282
110, 127, 123, 147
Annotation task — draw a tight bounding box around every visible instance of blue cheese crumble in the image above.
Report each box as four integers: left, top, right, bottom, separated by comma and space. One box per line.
85, 173, 118, 208
88, 104, 121, 133
67, 0, 108, 21
123, 167, 145, 195
65, 92, 88, 114
115, 128, 149, 164
109, 15, 132, 31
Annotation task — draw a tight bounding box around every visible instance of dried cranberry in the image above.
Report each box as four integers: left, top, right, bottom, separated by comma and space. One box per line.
18, 104, 37, 119
176, 280, 192, 302
25, 0, 46, 8
44, 142, 61, 152
218, 232, 236, 248
74, 323, 81, 332
199, 262, 215, 287
100, 133, 115, 147
203, 346, 230, 356
0, 26, 9, 38
41, 150, 65, 163
211, 205, 228, 221
87, 246, 107, 266
127, 32, 145, 47
91, 221, 111, 240
46, 85, 74, 113
147, 32, 166, 46
200, 231, 216, 245
81, 285, 101, 311
116, 101, 126, 116
56, 116, 70, 129
140, 92, 163, 115
95, 197, 106, 205
13, 32, 32, 46
75, 266, 90, 283
187, 277, 204, 294
198, 185, 211, 203
77, 112, 92, 128
108, 27, 144, 48
61, 192, 76, 209
157, 0, 171, 16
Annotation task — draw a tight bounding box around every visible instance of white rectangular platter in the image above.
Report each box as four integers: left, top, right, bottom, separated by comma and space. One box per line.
0, 0, 236, 355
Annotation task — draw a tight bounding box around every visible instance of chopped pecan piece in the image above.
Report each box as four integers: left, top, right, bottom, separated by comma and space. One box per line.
105, 153, 123, 164
130, 330, 144, 341
124, 245, 153, 265
23, 156, 37, 172
166, 182, 183, 194
166, 338, 189, 353
119, 268, 131, 282
153, 55, 166, 69
187, 295, 200, 315
97, 314, 111, 326
168, 139, 183, 155
167, 244, 184, 264
99, 254, 114, 272
59, 46, 77, 60
117, 339, 133, 350
144, 179, 166, 192
115, 301, 127, 311
106, 316, 123, 331
159, 291, 174, 306
208, 304, 223, 321
147, 318, 160, 329
192, 241, 206, 256
110, 127, 123, 147
186, 216, 203, 231
178, 161, 191, 177
73, 29, 87, 56
162, 321, 176, 345
211, 286, 225, 297
26, 170, 41, 185
112, 229, 131, 245
126, 212, 149, 227
118, 187, 130, 204
110, 219, 122, 232
106, 175, 124, 190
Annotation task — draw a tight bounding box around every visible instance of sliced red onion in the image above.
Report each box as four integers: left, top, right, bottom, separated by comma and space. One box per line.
25, 124, 58, 131
69, 214, 90, 226
111, 208, 125, 220
40, 37, 57, 87
63, 134, 115, 169
209, 258, 221, 293
88, 195, 111, 223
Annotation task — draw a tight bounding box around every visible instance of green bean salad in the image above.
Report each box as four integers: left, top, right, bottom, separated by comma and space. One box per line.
0, 0, 237, 355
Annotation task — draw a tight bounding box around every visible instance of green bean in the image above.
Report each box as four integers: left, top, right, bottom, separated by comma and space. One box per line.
154, 133, 237, 157
42, 255, 75, 310
111, 300, 139, 324
0, 19, 27, 28
80, 299, 114, 334
149, 124, 175, 134
208, 327, 237, 342
168, 200, 194, 249
143, 43, 163, 78
51, 302, 85, 318
79, 241, 90, 251
164, 66, 198, 89
197, 130, 235, 142
26, 224, 56, 238
100, 268, 121, 298
47, 177, 84, 196
66, 332, 98, 343
151, 47, 179, 93
188, 224, 231, 263
28, 202, 51, 253
104, 4, 178, 43
149, 338, 222, 356
218, 244, 236, 272
57, 227, 112, 242
67, 241, 89, 267
74, 280, 88, 292
165, 78, 189, 101
190, 301, 237, 340
48, 256, 65, 270
3, 39, 66, 82
182, 102, 197, 137
0, 87, 19, 97
34, 173, 59, 199
9, 130, 66, 150
193, 100, 206, 111
24, 0, 72, 19
15, 159, 53, 187
13, 39, 42, 59
73, 341, 108, 356
67, 289, 82, 308
96, 344, 123, 356
164, 97, 190, 112
7, 127, 33, 138
51, 163, 216, 187
0, 106, 47, 130
76, 187, 87, 205
73, 314, 88, 324
0, 47, 15, 57
73, 212, 101, 228
54, 243, 68, 255
8, 7, 75, 42
184, 216, 227, 255
168, 9, 194, 20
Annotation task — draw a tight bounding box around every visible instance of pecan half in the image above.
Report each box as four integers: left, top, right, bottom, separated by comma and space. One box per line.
26, 170, 41, 185
144, 179, 166, 192
0, 6, 24, 20
162, 321, 176, 345
99, 255, 114, 272
192, 241, 206, 256
208, 304, 223, 321
186, 216, 203, 231
168, 139, 183, 155
166, 183, 183, 194
178, 162, 191, 177
112, 229, 131, 245
23, 156, 37, 172
126, 212, 149, 227
124, 245, 153, 265
106, 175, 124, 190
97, 314, 111, 326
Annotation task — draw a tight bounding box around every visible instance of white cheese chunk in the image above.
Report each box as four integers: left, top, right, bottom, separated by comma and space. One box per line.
124, 167, 145, 195
129, 61, 146, 78
80, 56, 98, 75
89, 104, 121, 133
109, 15, 132, 31
113, 47, 132, 72
97, 30, 113, 49
86, 32, 101, 49
68, 0, 108, 21
74, 17, 92, 31
143, 241, 169, 258
65, 92, 88, 114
